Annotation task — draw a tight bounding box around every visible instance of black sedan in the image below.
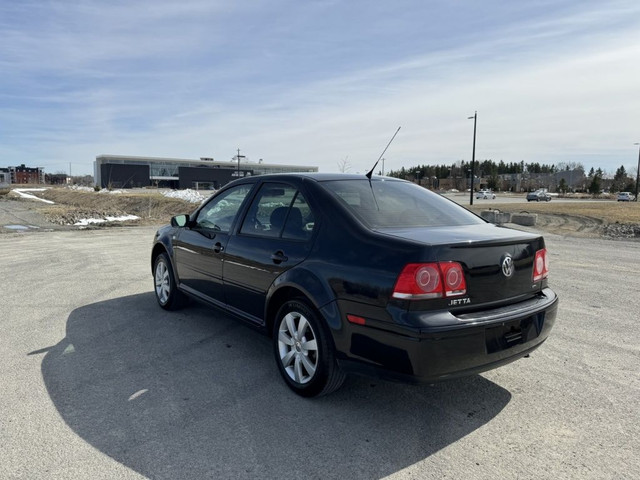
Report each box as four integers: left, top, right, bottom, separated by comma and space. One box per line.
152, 174, 558, 397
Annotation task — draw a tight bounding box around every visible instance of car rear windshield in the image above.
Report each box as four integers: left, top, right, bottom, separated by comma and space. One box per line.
321, 179, 485, 228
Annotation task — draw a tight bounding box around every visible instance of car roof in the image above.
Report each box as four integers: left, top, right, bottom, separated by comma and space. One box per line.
236, 172, 408, 183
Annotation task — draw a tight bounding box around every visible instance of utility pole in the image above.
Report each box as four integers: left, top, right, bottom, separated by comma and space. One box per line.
468, 111, 477, 206
236, 148, 246, 177
635, 143, 640, 202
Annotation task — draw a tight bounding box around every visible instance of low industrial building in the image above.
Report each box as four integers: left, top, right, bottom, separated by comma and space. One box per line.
94, 154, 318, 189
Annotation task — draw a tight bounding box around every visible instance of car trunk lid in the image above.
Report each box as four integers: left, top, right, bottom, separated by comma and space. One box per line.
377, 224, 546, 307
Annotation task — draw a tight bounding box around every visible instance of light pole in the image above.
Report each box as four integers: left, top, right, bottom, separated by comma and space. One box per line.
468, 111, 477, 205
635, 143, 640, 202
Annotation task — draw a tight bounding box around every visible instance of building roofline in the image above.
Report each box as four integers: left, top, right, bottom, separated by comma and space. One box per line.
95, 154, 317, 170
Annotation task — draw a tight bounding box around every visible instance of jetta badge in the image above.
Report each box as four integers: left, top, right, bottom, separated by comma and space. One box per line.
501, 255, 514, 278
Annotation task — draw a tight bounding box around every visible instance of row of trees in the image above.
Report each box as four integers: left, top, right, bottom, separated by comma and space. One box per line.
45, 173, 94, 186
388, 160, 564, 180
581, 166, 636, 195
386, 160, 637, 194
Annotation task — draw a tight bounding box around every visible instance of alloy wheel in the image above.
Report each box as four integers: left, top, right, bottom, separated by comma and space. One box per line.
277, 311, 319, 384
155, 259, 171, 305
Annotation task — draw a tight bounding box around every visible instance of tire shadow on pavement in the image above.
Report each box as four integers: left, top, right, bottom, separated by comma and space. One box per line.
37, 293, 512, 479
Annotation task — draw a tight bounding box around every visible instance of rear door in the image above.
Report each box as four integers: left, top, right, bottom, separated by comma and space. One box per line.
223, 181, 316, 322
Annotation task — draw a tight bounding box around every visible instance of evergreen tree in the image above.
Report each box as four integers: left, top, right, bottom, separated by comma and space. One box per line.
588, 171, 601, 195
612, 165, 627, 193
558, 178, 568, 194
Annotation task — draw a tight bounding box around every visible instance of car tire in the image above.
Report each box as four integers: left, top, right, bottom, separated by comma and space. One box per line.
153, 252, 186, 310
273, 298, 346, 397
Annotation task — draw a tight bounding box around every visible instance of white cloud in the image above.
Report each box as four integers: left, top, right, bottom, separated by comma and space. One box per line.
1, 0, 640, 176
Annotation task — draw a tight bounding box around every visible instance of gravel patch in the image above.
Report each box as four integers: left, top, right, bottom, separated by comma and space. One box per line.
603, 223, 640, 239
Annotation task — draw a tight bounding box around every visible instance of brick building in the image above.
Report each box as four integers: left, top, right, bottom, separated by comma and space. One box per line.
7, 165, 45, 185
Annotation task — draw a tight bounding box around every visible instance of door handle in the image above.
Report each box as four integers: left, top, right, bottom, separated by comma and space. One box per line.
213, 242, 224, 253
271, 251, 288, 264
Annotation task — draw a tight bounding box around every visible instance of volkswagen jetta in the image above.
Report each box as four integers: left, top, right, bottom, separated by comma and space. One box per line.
152, 174, 558, 397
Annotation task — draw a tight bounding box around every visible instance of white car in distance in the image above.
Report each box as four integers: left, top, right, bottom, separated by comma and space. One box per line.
476, 190, 496, 199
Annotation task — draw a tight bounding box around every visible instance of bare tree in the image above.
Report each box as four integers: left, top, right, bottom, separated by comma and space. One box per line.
337, 156, 352, 173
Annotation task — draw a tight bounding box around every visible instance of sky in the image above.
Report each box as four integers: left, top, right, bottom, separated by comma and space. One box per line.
1, 0, 640, 177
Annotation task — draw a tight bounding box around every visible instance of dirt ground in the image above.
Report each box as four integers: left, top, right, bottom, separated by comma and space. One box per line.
467, 201, 640, 239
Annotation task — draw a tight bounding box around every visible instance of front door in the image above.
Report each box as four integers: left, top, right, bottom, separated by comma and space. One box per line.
174, 184, 253, 305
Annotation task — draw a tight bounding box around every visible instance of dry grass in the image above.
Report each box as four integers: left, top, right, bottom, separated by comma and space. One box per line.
469, 200, 640, 225
33, 187, 197, 225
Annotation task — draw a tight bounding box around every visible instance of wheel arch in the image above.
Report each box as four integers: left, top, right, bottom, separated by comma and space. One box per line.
151, 242, 169, 273
151, 238, 177, 281
265, 266, 339, 337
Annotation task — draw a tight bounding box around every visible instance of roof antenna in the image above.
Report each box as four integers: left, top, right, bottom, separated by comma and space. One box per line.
366, 126, 401, 180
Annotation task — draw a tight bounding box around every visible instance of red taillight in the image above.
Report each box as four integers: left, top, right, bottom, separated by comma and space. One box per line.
533, 248, 549, 282
440, 262, 466, 295
392, 262, 466, 300
392, 264, 440, 299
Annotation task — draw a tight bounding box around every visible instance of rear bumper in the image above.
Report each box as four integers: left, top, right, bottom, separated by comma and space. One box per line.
329, 288, 558, 383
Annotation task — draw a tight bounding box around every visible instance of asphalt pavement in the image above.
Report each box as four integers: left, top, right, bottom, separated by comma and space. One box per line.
0, 225, 638, 479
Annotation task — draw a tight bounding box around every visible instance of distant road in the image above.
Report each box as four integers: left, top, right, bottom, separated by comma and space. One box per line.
443, 193, 612, 206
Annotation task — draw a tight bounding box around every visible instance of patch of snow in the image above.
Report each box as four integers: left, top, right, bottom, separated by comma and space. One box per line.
162, 189, 209, 203
97, 189, 123, 194
74, 215, 140, 226
67, 185, 123, 194
68, 185, 94, 192
13, 188, 55, 204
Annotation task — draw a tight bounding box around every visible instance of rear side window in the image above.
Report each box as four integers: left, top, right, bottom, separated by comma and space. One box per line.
240, 182, 315, 240
322, 179, 484, 228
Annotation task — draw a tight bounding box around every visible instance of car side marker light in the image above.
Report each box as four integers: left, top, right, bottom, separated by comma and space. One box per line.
347, 314, 367, 325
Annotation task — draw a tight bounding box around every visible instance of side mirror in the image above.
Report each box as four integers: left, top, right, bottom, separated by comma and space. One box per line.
171, 214, 189, 228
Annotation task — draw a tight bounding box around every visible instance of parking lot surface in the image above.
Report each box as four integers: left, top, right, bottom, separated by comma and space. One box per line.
1, 226, 638, 479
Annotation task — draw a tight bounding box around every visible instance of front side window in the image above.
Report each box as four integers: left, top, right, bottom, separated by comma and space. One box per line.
322, 178, 484, 228
195, 184, 252, 232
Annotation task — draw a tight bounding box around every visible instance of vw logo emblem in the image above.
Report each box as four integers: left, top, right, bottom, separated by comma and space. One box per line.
501, 255, 514, 278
